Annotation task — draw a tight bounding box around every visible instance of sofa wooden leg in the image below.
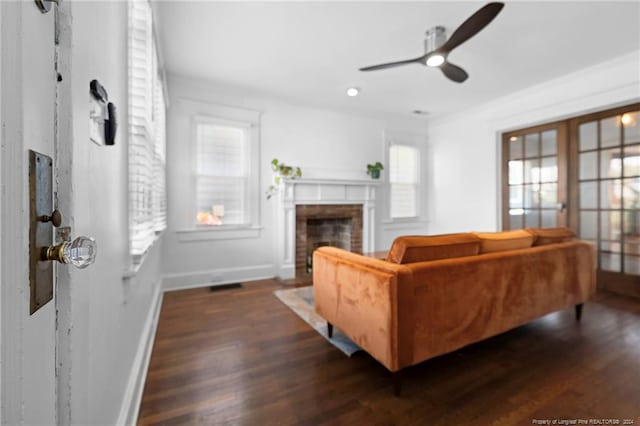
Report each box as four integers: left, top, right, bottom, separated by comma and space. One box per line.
392, 371, 402, 397
327, 322, 333, 338
575, 303, 583, 321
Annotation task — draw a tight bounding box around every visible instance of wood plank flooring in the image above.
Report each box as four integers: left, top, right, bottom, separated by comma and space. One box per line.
138, 280, 640, 425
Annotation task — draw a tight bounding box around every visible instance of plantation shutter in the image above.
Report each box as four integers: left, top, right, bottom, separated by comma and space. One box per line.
196, 122, 248, 225
390, 144, 419, 218
128, 0, 166, 258
152, 55, 167, 233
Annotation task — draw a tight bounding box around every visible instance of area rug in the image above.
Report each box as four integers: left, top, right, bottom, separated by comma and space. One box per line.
274, 286, 361, 356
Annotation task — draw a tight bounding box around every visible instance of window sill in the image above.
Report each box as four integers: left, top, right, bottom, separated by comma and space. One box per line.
123, 229, 165, 280
176, 226, 263, 242
381, 218, 428, 231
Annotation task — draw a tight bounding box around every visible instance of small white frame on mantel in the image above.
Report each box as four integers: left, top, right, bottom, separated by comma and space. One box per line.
275, 178, 380, 279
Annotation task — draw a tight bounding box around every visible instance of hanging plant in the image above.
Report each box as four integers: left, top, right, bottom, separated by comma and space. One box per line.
266, 158, 302, 199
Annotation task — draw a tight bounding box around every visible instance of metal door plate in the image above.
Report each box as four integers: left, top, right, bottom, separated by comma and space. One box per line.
29, 150, 54, 314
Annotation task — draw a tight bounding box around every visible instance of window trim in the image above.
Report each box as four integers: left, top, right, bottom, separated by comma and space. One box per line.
179, 99, 262, 239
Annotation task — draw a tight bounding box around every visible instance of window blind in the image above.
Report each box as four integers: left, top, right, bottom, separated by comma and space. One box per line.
128, 0, 166, 259
195, 122, 248, 226
390, 144, 419, 218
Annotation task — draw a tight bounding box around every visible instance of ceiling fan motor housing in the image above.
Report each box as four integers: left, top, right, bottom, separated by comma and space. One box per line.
424, 26, 447, 53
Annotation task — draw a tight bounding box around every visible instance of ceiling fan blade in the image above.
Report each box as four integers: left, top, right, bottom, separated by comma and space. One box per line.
359, 56, 425, 71
440, 62, 469, 83
440, 2, 504, 53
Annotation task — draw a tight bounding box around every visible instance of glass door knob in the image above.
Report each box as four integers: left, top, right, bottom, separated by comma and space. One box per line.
41, 236, 97, 269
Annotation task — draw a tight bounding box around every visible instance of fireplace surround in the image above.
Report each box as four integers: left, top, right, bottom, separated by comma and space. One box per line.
275, 178, 378, 279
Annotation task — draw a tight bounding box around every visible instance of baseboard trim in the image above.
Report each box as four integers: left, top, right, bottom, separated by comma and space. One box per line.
162, 264, 275, 292
116, 281, 164, 426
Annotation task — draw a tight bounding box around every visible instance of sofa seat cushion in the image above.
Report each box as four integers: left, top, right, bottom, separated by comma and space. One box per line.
386, 233, 481, 264
473, 229, 534, 254
526, 227, 576, 246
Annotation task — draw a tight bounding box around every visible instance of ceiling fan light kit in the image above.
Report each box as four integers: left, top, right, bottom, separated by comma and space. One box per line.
359, 2, 505, 83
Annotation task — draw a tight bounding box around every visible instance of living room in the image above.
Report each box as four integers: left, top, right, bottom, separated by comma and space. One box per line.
0, 1, 638, 425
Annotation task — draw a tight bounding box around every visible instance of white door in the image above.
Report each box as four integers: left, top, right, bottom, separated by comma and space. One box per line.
1, 2, 60, 424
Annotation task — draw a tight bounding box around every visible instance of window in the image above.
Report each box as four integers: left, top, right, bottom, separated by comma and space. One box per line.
389, 144, 419, 218
194, 118, 250, 226
128, 0, 166, 260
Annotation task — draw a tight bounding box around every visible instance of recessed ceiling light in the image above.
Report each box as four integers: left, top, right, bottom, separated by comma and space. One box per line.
346, 87, 360, 97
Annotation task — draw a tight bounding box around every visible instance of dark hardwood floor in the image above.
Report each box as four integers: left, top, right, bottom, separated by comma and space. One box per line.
138, 280, 640, 425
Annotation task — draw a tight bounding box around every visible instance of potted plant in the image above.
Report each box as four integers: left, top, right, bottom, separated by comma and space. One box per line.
266, 158, 302, 199
367, 162, 384, 179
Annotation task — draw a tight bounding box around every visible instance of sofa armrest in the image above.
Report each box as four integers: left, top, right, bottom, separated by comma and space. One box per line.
312, 247, 413, 371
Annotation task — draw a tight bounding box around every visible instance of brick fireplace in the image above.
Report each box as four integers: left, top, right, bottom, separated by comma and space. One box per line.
295, 204, 363, 275
275, 178, 378, 279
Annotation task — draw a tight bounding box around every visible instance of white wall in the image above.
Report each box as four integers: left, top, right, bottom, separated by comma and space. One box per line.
426, 51, 640, 234
163, 74, 428, 289
59, 2, 164, 424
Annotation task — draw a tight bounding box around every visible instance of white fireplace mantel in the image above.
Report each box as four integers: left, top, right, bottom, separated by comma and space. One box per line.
276, 178, 379, 279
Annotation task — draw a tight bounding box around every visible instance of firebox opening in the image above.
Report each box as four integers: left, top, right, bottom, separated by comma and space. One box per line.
295, 204, 363, 277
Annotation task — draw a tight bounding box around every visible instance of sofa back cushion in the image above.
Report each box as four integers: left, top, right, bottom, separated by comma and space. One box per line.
386, 233, 481, 264
526, 227, 576, 246
473, 229, 534, 254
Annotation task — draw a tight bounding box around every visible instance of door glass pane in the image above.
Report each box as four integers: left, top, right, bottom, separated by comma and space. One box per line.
579, 121, 597, 151
622, 146, 640, 177
579, 152, 597, 180
601, 211, 621, 240
624, 241, 640, 255
509, 136, 523, 159
540, 183, 557, 208
622, 178, 640, 208
624, 255, 640, 275
525, 210, 539, 228
509, 212, 523, 230
524, 185, 539, 208
524, 159, 540, 183
540, 156, 558, 182
600, 148, 622, 178
601, 179, 621, 209
600, 116, 620, 148
579, 211, 597, 240
525, 133, 539, 158
541, 130, 557, 156
509, 186, 523, 209
623, 210, 640, 236
580, 181, 598, 209
508, 160, 523, 184
622, 111, 640, 145
601, 253, 621, 272
601, 240, 621, 253
541, 210, 557, 228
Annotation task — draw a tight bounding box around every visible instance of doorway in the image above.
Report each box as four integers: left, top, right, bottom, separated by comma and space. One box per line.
502, 103, 640, 297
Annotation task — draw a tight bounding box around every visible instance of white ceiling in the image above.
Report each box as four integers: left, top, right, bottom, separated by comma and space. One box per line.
156, 1, 640, 120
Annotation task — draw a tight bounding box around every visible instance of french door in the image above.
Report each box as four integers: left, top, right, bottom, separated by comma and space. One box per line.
502, 103, 640, 296
502, 121, 568, 230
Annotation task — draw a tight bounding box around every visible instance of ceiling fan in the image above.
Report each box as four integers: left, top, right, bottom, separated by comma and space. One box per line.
359, 2, 505, 83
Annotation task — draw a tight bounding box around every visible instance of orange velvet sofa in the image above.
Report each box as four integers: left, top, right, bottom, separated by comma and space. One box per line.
312, 228, 596, 394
